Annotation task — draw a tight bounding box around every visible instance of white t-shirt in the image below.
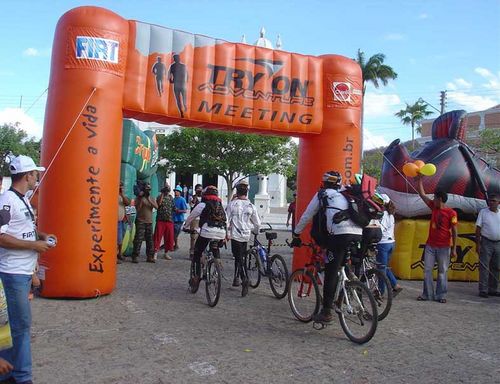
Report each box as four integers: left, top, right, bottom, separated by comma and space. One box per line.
378, 211, 395, 244
226, 198, 261, 243
0, 190, 38, 275
295, 188, 363, 236
476, 208, 500, 241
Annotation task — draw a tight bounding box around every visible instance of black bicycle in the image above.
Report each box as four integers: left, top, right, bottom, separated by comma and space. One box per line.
245, 224, 289, 299
185, 230, 222, 307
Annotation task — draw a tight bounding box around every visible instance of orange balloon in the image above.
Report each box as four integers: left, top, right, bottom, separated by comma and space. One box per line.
402, 162, 419, 177
414, 160, 425, 169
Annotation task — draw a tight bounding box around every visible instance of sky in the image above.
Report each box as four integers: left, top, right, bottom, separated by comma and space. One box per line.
0, 0, 499, 150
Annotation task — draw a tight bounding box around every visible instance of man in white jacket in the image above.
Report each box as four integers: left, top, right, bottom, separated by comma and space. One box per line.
226, 181, 261, 297
291, 171, 363, 324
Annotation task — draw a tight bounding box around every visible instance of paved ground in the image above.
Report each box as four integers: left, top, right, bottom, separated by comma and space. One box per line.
31, 230, 500, 384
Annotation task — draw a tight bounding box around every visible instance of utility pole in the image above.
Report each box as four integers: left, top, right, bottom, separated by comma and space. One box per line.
19, 95, 23, 109
440, 90, 447, 115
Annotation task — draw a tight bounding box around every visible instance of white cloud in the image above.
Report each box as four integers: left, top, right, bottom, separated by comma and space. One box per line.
418, 13, 429, 19
384, 33, 405, 41
447, 78, 472, 90
364, 130, 388, 150
447, 92, 498, 112
0, 108, 43, 139
475, 67, 493, 79
23, 48, 39, 57
363, 92, 401, 118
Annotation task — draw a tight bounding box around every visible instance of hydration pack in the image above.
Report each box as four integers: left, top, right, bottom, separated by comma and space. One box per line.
200, 200, 227, 228
310, 189, 329, 248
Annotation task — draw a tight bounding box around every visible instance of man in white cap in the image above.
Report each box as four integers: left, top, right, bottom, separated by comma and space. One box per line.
0, 155, 57, 384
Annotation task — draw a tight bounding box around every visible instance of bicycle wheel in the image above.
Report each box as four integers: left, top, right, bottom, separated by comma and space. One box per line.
361, 268, 393, 321
268, 254, 289, 299
338, 280, 378, 344
288, 269, 320, 322
189, 260, 199, 294
246, 249, 261, 289
205, 259, 221, 307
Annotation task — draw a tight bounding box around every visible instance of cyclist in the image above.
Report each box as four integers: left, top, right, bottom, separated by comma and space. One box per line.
291, 171, 363, 323
183, 186, 227, 290
226, 180, 261, 296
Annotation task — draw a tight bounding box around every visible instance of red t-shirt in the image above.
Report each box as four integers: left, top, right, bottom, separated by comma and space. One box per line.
426, 201, 458, 247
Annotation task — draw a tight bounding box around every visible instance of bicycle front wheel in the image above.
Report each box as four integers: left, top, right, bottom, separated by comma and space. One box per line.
361, 268, 393, 321
269, 254, 289, 299
246, 249, 261, 289
288, 269, 320, 322
205, 259, 221, 307
338, 280, 378, 344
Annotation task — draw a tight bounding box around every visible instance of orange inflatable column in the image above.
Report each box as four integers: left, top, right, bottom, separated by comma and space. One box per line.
39, 7, 129, 298
293, 55, 363, 271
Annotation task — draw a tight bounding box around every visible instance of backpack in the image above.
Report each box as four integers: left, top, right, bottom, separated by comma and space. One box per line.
333, 175, 384, 228
310, 189, 329, 248
200, 200, 227, 228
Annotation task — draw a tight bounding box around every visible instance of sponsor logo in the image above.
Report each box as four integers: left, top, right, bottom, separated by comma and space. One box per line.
331, 82, 362, 102
76, 36, 119, 63
2, 205, 9, 211
198, 59, 314, 107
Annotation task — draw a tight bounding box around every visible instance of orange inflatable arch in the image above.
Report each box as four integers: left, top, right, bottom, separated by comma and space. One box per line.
39, 6, 363, 298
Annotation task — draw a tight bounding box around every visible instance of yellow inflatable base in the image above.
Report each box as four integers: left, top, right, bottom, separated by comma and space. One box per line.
391, 219, 478, 282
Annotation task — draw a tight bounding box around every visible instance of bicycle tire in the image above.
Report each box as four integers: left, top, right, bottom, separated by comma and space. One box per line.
246, 249, 261, 289
361, 268, 393, 321
338, 280, 378, 344
269, 254, 289, 299
189, 260, 199, 294
288, 269, 320, 322
205, 259, 221, 307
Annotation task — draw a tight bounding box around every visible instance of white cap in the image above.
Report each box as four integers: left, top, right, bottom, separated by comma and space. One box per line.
9, 155, 45, 175
380, 194, 391, 204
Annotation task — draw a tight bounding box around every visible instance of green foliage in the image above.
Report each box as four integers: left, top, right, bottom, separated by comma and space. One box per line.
478, 129, 500, 154
356, 49, 398, 94
361, 149, 384, 181
395, 99, 434, 148
0, 123, 41, 176
158, 128, 296, 197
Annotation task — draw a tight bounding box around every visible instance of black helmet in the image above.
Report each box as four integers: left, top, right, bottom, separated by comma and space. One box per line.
203, 185, 218, 196
322, 170, 342, 186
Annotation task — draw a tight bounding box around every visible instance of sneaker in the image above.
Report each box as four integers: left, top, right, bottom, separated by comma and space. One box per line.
146, 257, 155, 263
393, 286, 403, 297
163, 254, 172, 260
131, 257, 139, 264
479, 292, 489, 298
241, 279, 249, 297
488, 292, 500, 297
312, 308, 333, 323
153, 252, 158, 261
232, 277, 240, 287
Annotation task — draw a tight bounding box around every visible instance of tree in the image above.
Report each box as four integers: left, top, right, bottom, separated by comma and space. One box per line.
478, 129, 500, 155
395, 99, 433, 150
157, 128, 296, 199
361, 149, 384, 181
355, 50, 398, 139
0, 123, 41, 176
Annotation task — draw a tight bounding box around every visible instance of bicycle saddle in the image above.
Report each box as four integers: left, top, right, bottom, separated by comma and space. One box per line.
265, 232, 277, 240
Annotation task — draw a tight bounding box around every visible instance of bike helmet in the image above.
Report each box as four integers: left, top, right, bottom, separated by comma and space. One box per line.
322, 170, 342, 186
203, 185, 218, 196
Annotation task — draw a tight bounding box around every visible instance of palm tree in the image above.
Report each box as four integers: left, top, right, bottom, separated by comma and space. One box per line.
395, 99, 434, 149
355, 50, 398, 151
356, 49, 398, 96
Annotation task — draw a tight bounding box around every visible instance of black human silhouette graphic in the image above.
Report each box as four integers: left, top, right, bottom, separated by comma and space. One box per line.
151, 56, 167, 97
168, 54, 188, 117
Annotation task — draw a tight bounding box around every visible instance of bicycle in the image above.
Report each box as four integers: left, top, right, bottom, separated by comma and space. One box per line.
288, 240, 378, 344
185, 229, 222, 307
245, 224, 289, 299
353, 242, 393, 321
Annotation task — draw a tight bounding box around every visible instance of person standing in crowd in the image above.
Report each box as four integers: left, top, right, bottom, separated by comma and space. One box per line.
188, 184, 203, 259
416, 176, 457, 303
286, 192, 297, 232
153, 185, 175, 261
476, 194, 500, 298
131, 182, 158, 263
291, 171, 363, 323
173, 186, 188, 251
226, 180, 261, 296
183, 186, 227, 290
0, 155, 57, 384
376, 194, 403, 296
117, 182, 131, 264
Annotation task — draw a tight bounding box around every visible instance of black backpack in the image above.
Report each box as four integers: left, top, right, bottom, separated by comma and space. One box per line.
310, 189, 329, 248
200, 200, 227, 228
